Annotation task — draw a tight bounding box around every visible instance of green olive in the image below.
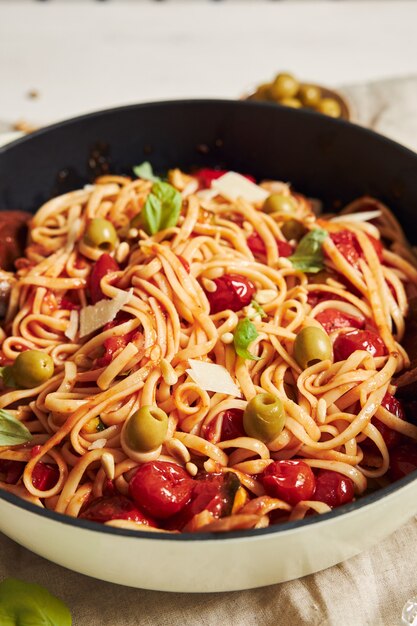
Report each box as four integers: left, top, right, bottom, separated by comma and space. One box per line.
252, 83, 272, 101
316, 98, 342, 118
83, 218, 117, 251
293, 326, 332, 370
263, 193, 297, 215
298, 84, 321, 107
243, 393, 286, 443
12, 350, 54, 388
125, 406, 168, 452
270, 73, 299, 100
281, 219, 307, 242
280, 97, 302, 109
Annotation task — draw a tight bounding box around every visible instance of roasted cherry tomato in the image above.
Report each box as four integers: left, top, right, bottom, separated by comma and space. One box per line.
80, 494, 155, 525
389, 443, 417, 480
129, 461, 193, 519
165, 472, 240, 530
333, 329, 386, 362
0, 459, 25, 484
205, 274, 255, 314
88, 253, 120, 304
261, 459, 316, 506
370, 392, 405, 449
315, 308, 365, 334
220, 408, 245, 440
330, 230, 383, 269
247, 232, 293, 262
32, 461, 59, 491
195, 169, 255, 189
313, 470, 354, 508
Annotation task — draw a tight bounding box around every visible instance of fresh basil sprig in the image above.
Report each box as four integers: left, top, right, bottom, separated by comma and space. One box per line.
0, 578, 72, 626
132, 161, 161, 183
138, 181, 182, 236
288, 228, 328, 273
233, 318, 261, 361
0, 409, 32, 446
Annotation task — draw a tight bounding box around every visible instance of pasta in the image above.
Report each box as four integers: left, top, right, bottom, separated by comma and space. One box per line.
1, 164, 417, 534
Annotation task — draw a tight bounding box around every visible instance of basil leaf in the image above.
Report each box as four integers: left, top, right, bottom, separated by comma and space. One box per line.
0, 409, 32, 446
250, 300, 267, 319
152, 181, 182, 231
0, 578, 72, 626
288, 228, 328, 273
233, 318, 261, 361
132, 161, 161, 183
140, 192, 162, 236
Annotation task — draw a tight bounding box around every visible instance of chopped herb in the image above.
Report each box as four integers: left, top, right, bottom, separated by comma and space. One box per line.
96, 418, 107, 433
233, 318, 261, 361
288, 228, 328, 273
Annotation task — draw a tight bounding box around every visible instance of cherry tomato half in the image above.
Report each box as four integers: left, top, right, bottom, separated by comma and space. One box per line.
247, 232, 293, 262
373, 393, 405, 449
220, 408, 245, 440
389, 443, 417, 481
205, 274, 256, 314
315, 308, 365, 334
330, 230, 383, 269
129, 461, 194, 519
195, 169, 255, 189
0, 459, 25, 484
333, 329, 386, 362
165, 471, 240, 530
313, 470, 354, 508
80, 494, 155, 526
261, 459, 316, 506
88, 253, 120, 304
31, 462, 60, 491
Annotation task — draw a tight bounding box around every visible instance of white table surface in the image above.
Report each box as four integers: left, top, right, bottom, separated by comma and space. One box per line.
1, 1, 417, 129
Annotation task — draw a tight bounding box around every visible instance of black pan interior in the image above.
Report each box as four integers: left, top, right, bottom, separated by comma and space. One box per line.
1, 100, 417, 246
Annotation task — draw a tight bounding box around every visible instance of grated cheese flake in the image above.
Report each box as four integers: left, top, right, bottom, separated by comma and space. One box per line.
64, 309, 79, 341
79, 288, 133, 337
330, 210, 382, 223
186, 359, 241, 397
211, 172, 269, 205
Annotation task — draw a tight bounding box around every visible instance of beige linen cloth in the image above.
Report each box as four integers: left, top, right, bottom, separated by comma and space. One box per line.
2, 76, 417, 626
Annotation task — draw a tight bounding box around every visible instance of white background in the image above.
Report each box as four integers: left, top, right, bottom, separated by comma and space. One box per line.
1, 1, 417, 128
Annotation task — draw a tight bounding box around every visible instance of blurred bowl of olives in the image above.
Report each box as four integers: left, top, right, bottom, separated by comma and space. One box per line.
245, 72, 351, 121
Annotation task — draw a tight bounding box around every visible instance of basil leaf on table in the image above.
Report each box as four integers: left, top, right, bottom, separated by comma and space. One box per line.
288, 228, 328, 273
0, 578, 72, 626
139, 181, 182, 235
233, 318, 261, 361
0, 409, 32, 446
132, 161, 161, 183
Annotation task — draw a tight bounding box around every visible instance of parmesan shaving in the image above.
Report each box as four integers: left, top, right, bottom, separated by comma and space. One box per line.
186, 359, 241, 397
64, 309, 79, 341
196, 188, 218, 201
212, 172, 268, 205
331, 210, 382, 223
88, 438, 107, 451
79, 288, 133, 337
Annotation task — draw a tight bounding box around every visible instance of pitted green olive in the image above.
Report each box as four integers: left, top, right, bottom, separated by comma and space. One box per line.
294, 326, 332, 370
281, 219, 307, 242
270, 73, 299, 100
12, 350, 54, 388
83, 218, 117, 251
125, 406, 168, 452
243, 393, 286, 443
263, 194, 297, 215
298, 84, 321, 107
317, 98, 342, 118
